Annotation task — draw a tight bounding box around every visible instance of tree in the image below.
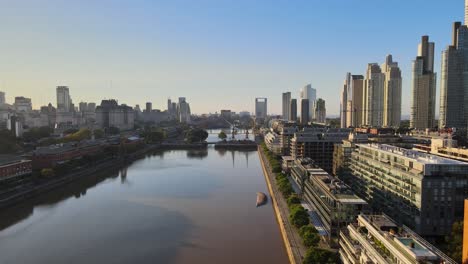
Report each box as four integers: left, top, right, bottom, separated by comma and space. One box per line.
185, 128, 208, 143
0, 129, 20, 154
63, 128, 92, 142
287, 195, 301, 206
22, 126, 52, 142
303, 247, 339, 264
218, 131, 227, 140
107, 126, 120, 135
289, 205, 310, 228
446, 221, 463, 263
41, 168, 55, 178
299, 225, 320, 247
93, 129, 105, 139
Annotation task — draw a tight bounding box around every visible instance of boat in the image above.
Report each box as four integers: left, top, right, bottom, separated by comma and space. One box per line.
256, 192, 267, 207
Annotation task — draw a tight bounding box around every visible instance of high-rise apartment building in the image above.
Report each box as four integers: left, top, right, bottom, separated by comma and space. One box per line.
411, 36, 437, 130
341, 74, 365, 128
0, 91, 5, 105
177, 97, 191, 123
14, 97, 32, 112
382, 55, 402, 127
167, 99, 172, 114
146, 102, 152, 112
363, 63, 385, 127
282, 92, 291, 120
301, 84, 316, 121
315, 98, 326, 123
56, 86, 72, 112
440, 21, 467, 129
255, 98, 267, 119
95, 100, 135, 130
300, 99, 309, 125
289, 99, 297, 121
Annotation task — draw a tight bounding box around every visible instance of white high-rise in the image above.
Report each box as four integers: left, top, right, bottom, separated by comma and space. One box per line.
282, 92, 291, 120
300, 84, 316, 121
381, 54, 402, 127
363, 63, 385, 127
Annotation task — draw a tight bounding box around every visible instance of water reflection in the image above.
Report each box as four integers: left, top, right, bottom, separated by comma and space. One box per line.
0, 149, 287, 264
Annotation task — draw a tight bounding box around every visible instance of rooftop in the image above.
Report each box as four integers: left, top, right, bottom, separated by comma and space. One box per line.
0, 155, 30, 166
358, 143, 468, 165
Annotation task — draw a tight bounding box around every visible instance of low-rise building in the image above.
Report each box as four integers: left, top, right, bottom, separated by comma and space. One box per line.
0, 156, 32, 181
290, 158, 367, 237
339, 214, 456, 264
348, 143, 468, 237
32, 141, 104, 169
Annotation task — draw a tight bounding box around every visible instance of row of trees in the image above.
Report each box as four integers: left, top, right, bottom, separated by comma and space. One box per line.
261, 143, 339, 264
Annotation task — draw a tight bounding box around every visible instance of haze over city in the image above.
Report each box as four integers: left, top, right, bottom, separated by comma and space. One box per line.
0, 0, 462, 115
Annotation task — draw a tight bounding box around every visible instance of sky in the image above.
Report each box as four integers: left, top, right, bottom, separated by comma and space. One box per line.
0, 0, 464, 116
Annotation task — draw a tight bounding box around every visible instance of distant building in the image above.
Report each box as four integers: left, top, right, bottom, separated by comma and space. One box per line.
95, 100, 134, 130
145, 102, 152, 112
14, 97, 32, 112
301, 84, 316, 121
87, 103, 96, 112
0, 155, 32, 182
289, 99, 297, 122
255, 98, 267, 119
282, 92, 291, 120
6, 114, 23, 137
314, 98, 326, 123
290, 158, 367, 237
220, 110, 232, 120
300, 99, 309, 125
264, 120, 298, 156
363, 63, 385, 127
79, 102, 88, 112
411, 36, 437, 130
381, 54, 402, 127
340, 214, 456, 264
239, 111, 250, 118
32, 141, 104, 169
177, 97, 191, 123
56, 86, 72, 112
0, 91, 5, 105
341, 73, 365, 128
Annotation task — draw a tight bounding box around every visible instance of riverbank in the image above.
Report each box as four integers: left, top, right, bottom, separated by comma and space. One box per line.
258, 146, 306, 264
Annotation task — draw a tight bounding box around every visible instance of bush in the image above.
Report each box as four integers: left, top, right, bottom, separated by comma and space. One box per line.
302, 247, 339, 264
287, 195, 301, 206
289, 205, 310, 228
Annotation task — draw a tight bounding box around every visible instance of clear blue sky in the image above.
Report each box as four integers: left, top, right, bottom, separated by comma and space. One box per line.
0, 0, 463, 116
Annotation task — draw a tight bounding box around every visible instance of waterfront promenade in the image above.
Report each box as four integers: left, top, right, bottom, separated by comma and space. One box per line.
258, 146, 306, 264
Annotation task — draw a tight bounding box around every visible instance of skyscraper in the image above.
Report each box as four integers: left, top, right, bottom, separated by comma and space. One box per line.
289, 99, 297, 121
282, 92, 291, 120
349, 75, 365, 128
300, 84, 316, 121
146, 102, 152, 112
440, 21, 467, 129
315, 98, 326, 123
340, 76, 349, 128
167, 98, 172, 113
255, 98, 267, 119
56, 86, 72, 112
363, 63, 385, 127
0, 91, 5, 105
177, 97, 191, 123
382, 54, 402, 127
300, 99, 309, 125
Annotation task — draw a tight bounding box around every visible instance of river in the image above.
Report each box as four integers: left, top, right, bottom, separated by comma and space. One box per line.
0, 147, 288, 264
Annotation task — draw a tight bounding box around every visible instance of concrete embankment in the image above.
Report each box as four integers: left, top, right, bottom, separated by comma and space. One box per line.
258, 146, 305, 264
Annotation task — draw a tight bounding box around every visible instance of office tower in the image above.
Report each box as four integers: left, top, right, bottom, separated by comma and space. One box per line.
0, 91, 5, 105
300, 84, 316, 121
363, 63, 385, 127
14, 97, 32, 112
171, 102, 177, 115
350, 75, 365, 127
56, 86, 72, 112
340, 77, 348, 128
255, 98, 267, 119
440, 21, 467, 129
87, 103, 96, 112
145, 102, 152, 112
300, 99, 309, 125
347, 144, 468, 237
282, 92, 291, 120
95, 100, 134, 130
167, 99, 172, 113
381, 54, 402, 127
177, 97, 191, 123
79, 102, 88, 112
315, 98, 326, 123
289, 99, 297, 121
411, 36, 437, 130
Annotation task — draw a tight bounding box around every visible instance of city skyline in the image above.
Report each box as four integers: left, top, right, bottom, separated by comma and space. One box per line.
0, 0, 463, 115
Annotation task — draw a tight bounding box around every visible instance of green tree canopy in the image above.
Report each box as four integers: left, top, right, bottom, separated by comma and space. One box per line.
93, 129, 105, 139
302, 247, 339, 264
289, 205, 310, 228
446, 221, 463, 263
185, 128, 208, 143
299, 225, 320, 247
218, 131, 227, 140
22, 126, 53, 142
